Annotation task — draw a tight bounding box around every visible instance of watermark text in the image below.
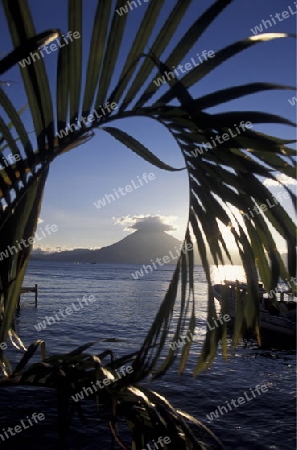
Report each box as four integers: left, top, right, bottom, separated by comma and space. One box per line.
34, 294, 96, 331
206, 384, 269, 421
250, 2, 297, 35
71, 365, 133, 402
0, 412, 45, 443
191, 121, 253, 158
153, 50, 215, 87
94, 172, 155, 209
0, 224, 58, 261
18, 31, 80, 67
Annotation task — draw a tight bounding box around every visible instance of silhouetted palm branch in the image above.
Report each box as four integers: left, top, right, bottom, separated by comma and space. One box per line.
0, 0, 295, 382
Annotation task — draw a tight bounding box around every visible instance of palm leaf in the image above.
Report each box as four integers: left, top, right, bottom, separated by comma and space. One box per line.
0, 0, 295, 384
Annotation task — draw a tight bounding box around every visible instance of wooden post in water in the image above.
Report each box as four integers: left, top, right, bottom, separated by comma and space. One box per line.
35, 283, 38, 307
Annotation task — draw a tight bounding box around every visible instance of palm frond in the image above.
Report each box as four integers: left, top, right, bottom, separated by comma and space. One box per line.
0, 0, 295, 384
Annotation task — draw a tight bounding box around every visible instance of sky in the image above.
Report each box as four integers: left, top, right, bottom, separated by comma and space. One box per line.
0, 0, 296, 252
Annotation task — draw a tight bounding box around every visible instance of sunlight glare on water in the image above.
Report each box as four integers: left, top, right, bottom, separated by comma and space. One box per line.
211, 264, 246, 284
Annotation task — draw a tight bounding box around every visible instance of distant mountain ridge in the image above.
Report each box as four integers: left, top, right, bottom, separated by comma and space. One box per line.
32, 230, 184, 264
31, 229, 259, 266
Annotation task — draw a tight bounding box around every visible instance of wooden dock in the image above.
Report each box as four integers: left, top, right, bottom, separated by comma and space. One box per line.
18, 284, 38, 307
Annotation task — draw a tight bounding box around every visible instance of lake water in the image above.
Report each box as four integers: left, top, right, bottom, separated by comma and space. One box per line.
1, 261, 295, 449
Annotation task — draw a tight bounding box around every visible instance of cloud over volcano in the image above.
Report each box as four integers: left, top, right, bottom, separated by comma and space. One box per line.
114, 214, 177, 234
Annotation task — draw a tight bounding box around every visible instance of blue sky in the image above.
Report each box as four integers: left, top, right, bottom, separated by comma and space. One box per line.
0, 0, 296, 252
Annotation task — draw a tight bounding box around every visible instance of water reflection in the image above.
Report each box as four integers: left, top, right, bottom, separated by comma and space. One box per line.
211, 264, 246, 284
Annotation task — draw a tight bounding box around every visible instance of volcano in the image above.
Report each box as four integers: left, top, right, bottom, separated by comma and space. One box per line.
32, 230, 184, 264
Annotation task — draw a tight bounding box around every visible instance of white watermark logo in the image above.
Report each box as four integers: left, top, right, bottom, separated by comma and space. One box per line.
56, 102, 118, 139
93, 172, 155, 209
71, 365, 134, 402
267, 275, 297, 299
0, 341, 7, 350
288, 94, 297, 106
206, 384, 269, 421
34, 294, 96, 331
250, 2, 297, 35
190, 122, 253, 158
0, 224, 58, 261
0, 153, 21, 170
18, 31, 81, 67
131, 243, 193, 280
140, 435, 171, 450
116, 0, 150, 16
153, 50, 215, 87
170, 314, 231, 351
232, 189, 294, 224
0, 412, 45, 443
